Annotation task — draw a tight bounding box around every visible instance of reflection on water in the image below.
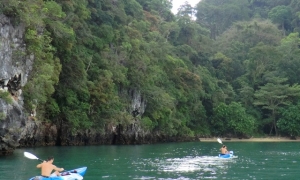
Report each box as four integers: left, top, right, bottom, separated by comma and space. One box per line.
132, 155, 237, 179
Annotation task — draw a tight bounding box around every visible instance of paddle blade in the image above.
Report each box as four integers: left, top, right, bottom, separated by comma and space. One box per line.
24, 152, 39, 160
217, 138, 223, 144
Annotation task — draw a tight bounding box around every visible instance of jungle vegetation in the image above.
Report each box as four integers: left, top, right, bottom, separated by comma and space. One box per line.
1, 0, 300, 139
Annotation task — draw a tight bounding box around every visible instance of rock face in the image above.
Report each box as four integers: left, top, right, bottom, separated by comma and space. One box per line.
47, 89, 151, 146
0, 14, 158, 153
0, 15, 196, 153
0, 14, 34, 155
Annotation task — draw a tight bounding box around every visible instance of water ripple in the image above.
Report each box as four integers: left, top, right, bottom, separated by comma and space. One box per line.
132, 155, 237, 179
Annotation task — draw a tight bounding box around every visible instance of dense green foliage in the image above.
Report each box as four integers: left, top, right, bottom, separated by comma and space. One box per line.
2, 0, 300, 138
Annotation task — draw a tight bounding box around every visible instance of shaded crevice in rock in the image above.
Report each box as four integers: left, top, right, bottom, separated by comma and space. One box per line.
5, 74, 22, 99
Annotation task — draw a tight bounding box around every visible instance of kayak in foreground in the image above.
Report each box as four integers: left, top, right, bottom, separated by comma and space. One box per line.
218, 151, 234, 158
29, 167, 87, 180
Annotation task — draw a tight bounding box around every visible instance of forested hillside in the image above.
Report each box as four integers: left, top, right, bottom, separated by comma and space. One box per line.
2, 0, 300, 140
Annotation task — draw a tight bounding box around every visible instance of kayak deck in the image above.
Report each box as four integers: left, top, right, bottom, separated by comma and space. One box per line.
29, 167, 87, 180
218, 151, 234, 158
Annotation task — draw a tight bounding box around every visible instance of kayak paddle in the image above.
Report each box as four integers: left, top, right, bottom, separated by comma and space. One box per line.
217, 138, 223, 145
24, 152, 43, 161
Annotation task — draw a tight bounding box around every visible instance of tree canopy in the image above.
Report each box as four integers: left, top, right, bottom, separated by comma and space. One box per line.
2, 0, 300, 139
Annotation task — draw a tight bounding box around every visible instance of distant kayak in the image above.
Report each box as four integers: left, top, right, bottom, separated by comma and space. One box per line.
218, 151, 234, 158
29, 167, 87, 180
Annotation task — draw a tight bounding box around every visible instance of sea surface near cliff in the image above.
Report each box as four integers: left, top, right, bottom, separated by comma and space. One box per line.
1, 141, 300, 179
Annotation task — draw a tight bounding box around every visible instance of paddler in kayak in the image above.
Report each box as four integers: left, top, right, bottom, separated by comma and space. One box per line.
220, 145, 229, 155
36, 156, 64, 178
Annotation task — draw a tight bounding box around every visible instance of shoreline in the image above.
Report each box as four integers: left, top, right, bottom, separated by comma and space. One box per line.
199, 137, 300, 142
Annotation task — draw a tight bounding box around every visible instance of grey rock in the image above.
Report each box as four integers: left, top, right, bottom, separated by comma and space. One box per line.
0, 14, 34, 155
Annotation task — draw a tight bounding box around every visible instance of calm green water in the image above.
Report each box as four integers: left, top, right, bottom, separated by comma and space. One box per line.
1, 142, 300, 179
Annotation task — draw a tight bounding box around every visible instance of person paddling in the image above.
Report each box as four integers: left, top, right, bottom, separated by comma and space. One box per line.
220, 145, 229, 155
36, 156, 64, 177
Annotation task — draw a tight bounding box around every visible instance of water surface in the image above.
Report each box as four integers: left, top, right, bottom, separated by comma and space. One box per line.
1, 142, 300, 179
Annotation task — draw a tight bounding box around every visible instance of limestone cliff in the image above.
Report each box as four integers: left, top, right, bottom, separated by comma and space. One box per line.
0, 15, 195, 154
0, 14, 34, 155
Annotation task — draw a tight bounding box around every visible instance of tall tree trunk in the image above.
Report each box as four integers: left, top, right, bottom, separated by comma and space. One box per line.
282, 23, 285, 36
269, 124, 273, 135
272, 110, 278, 136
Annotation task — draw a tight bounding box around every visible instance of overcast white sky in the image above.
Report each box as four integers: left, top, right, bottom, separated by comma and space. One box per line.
171, 0, 201, 14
